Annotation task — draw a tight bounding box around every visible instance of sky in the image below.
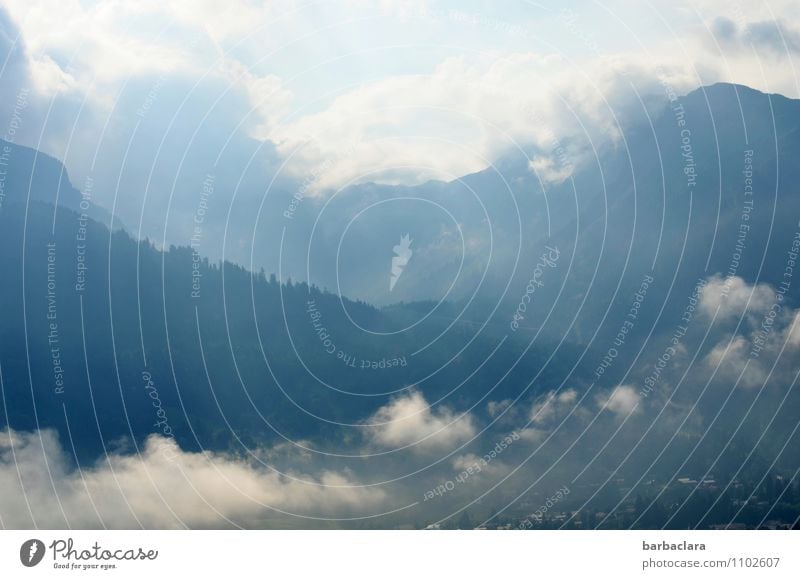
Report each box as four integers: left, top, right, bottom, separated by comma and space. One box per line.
1, 0, 800, 238
2, 0, 800, 529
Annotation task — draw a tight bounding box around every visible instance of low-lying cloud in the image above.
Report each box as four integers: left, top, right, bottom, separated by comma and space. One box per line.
366, 390, 476, 452
701, 275, 800, 389
699, 274, 776, 321
0, 428, 387, 529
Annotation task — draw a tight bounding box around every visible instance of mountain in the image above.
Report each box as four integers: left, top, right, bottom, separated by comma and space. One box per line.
0, 171, 576, 462
0, 139, 118, 228
289, 83, 800, 340
1, 83, 799, 529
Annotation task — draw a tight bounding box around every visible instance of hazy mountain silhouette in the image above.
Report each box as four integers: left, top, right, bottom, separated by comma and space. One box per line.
0, 177, 572, 462
294, 83, 800, 340
1, 83, 798, 487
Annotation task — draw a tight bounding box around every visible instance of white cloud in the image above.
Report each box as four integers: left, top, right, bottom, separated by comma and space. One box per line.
3, 0, 203, 90
599, 385, 641, 416
528, 155, 574, 184
699, 274, 776, 320
705, 334, 768, 388
265, 51, 700, 192
0, 428, 386, 528
217, 57, 294, 135
518, 388, 580, 442
345, 0, 430, 19
451, 452, 506, 477
366, 390, 476, 452
785, 310, 800, 346
531, 388, 578, 424
4, 0, 800, 195
487, 398, 512, 418
700, 275, 800, 389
